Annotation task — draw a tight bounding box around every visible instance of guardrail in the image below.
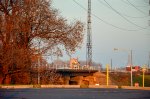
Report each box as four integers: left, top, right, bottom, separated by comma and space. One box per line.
121, 86, 150, 90
89, 85, 118, 88
0, 85, 80, 89
1, 85, 150, 90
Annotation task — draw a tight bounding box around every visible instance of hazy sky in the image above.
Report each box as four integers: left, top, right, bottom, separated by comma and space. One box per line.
52, 0, 150, 68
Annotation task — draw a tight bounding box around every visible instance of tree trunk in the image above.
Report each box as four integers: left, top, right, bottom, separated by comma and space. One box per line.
1, 74, 11, 84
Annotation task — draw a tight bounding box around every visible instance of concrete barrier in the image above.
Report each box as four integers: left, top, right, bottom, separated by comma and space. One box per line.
1, 85, 33, 89
41, 85, 80, 88
0, 85, 80, 89
121, 86, 150, 90
89, 85, 118, 88
1, 85, 150, 90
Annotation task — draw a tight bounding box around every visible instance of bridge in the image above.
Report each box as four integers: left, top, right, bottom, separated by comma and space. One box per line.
33, 63, 112, 85
56, 68, 98, 85
38, 58, 103, 85
47, 67, 102, 85
57, 69, 98, 76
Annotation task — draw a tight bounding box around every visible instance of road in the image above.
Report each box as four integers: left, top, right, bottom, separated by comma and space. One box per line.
0, 88, 150, 99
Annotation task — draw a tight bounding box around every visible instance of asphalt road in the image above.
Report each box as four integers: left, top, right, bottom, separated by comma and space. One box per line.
0, 88, 150, 99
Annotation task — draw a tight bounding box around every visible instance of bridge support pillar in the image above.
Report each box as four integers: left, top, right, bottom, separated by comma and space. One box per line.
70, 76, 83, 85
63, 76, 70, 85
78, 76, 83, 85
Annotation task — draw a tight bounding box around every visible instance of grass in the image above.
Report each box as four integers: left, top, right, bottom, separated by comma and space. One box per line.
133, 75, 150, 87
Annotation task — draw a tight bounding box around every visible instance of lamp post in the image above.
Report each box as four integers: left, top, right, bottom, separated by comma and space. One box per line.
38, 56, 40, 85
38, 40, 41, 85
148, 52, 150, 69
114, 48, 133, 87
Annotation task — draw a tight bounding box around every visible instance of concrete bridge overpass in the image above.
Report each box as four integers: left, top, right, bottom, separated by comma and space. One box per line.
56, 69, 98, 76
54, 68, 109, 85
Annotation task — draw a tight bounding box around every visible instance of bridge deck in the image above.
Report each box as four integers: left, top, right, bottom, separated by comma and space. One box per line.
56, 69, 98, 76
57, 69, 98, 73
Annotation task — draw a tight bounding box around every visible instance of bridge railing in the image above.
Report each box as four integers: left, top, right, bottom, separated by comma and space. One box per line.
48, 64, 101, 71
31, 63, 101, 71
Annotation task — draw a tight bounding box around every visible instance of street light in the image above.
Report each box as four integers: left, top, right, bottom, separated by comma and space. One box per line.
38, 40, 41, 85
148, 52, 150, 69
114, 48, 133, 87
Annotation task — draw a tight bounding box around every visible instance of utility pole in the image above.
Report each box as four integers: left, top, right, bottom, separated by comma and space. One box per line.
114, 48, 133, 87
86, 0, 92, 67
38, 41, 41, 85
110, 58, 112, 71
130, 50, 133, 87
148, 52, 150, 69
127, 49, 133, 87
148, 0, 150, 69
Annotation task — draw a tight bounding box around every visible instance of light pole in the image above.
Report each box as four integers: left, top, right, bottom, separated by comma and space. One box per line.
38, 40, 41, 85
114, 48, 133, 87
148, 52, 150, 69
110, 58, 112, 71
38, 56, 40, 85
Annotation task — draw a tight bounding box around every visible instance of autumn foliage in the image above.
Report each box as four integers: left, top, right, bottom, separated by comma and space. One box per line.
0, 0, 84, 84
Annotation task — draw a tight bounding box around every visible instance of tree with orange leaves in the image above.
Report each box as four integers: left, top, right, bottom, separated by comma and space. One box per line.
0, 0, 84, 84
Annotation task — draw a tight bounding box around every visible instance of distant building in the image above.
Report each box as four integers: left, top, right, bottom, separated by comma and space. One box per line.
70, 58, 80, 69
133, 66, 141, 71
126, 65, 141, 72
53, 60, 69, 69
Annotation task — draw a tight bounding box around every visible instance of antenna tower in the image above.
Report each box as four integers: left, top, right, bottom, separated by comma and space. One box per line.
149, 0, 150, 26
86, 0, 92, 67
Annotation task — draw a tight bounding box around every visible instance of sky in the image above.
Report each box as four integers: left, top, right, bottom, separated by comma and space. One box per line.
51, 0, 150, 68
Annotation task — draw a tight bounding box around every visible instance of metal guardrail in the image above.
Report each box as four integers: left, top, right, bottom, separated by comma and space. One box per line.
39, 64, 100, 71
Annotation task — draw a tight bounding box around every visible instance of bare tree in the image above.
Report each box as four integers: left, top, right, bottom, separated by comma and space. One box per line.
0, 0, 84, 84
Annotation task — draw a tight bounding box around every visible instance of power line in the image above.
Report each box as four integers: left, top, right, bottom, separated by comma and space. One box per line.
97, 0, 149, 18
103, 0, 148, 29
144, 0, 149, 4
126, 0, 148, 15
122, 0, 149, 7
72, 0, 149, 31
